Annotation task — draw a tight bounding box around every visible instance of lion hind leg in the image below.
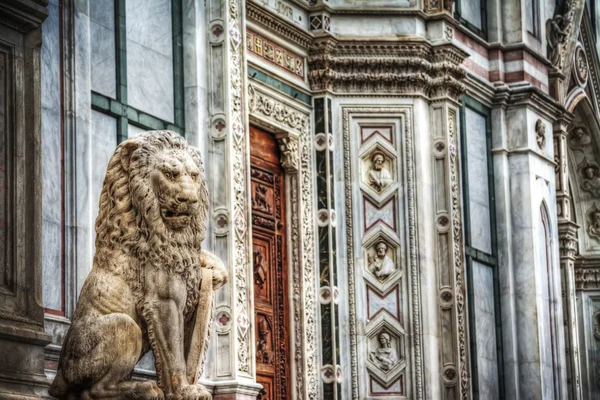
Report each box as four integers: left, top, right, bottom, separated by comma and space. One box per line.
63, 313, 162, 400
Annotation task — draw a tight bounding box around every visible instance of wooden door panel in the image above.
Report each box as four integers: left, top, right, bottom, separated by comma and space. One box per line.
250, 126, 289, 400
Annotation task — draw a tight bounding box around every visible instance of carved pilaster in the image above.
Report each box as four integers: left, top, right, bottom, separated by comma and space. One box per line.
278, 136, 300, 173
554, 113, 574, 222
0, 1, 52, 398
555, 108, 582, 399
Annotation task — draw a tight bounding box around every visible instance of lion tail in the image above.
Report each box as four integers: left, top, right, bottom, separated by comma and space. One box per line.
48, 367, 69, 399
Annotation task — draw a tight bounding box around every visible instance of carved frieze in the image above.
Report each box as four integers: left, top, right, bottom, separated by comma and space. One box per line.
247, 30, 305, 79
248, 85, 309, 137
308, 39, 467, 98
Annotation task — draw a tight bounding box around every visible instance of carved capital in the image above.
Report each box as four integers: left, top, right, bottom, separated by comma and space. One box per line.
278, 136, 300, 173
559, 220, 580, 259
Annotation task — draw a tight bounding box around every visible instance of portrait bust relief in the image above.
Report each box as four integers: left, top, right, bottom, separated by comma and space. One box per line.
367, 241, 397, 280
367, 151, 393, 192
369, 332, 399, 371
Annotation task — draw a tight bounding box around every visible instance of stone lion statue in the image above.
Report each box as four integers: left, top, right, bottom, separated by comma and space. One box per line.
49, 131, 227, 400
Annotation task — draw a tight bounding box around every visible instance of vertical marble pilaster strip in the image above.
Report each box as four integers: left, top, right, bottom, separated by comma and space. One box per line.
554, 113, 583, 400
114, 0, 127, 143
225, 0, 253, 380
430, 102, 469, 400
314, 95, 340, 400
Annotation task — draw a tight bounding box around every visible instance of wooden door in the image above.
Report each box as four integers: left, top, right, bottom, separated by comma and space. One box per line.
250, 126, 290, 400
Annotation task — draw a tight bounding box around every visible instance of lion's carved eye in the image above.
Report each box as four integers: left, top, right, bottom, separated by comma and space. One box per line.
191, 172, 199, 180
164, 171, 173, 180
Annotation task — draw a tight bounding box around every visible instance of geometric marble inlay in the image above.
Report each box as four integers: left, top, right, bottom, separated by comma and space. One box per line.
370, 375, 403, 396
246, 30, 304, 78
364, 196, 396, 232
361, 126, 393, 145
367, 285, 401, 321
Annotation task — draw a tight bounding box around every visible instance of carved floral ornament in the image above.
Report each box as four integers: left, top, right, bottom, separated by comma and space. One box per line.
248, 85, 309, 136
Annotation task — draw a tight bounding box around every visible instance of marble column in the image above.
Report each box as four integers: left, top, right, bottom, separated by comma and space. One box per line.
0, 1, 52, 398
554, 113, 583, 399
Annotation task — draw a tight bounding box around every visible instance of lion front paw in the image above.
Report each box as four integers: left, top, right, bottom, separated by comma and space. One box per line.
168, 384, 211, 400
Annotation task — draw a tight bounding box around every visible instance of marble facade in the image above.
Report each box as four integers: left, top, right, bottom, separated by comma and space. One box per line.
0, 0, 599, 399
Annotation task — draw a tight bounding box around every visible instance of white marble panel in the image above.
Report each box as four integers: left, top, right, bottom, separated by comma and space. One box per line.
91, 111, 118, 249
128, 124, 146, 138
465, 108, 492, 253
41, 1, 62, 311
90, 0, 116, 98
461, 0, 483, 30
472, 261, 499, 399
126, 0, 172, 57
127, 39, 174, 123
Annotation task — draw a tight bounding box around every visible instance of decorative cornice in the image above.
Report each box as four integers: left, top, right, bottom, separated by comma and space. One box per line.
248, 84, 310, 137
0, 0, 48, 32
247, 0, 313, 49
493, 84, 565, 122
308, 38, 468, 98
575, 257, 600, 289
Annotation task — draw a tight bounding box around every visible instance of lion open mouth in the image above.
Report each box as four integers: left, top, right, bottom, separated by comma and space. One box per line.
161, 208, 192, 229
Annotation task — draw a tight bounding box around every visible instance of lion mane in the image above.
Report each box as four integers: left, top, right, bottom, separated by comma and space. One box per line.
92, 130, 209, 318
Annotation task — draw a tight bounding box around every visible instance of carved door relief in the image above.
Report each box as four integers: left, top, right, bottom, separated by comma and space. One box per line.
250, 126, 290, 400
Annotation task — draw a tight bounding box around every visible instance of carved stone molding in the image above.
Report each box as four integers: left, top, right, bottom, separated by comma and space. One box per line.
248, 84, 310, 137
308, 39, 467, 98
247, 0, 313, 49
0, 0, 48, 32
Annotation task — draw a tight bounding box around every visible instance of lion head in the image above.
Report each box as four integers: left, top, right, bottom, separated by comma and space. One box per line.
93, 131, 209, 281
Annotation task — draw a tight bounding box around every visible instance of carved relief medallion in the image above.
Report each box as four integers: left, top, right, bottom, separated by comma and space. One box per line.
574, 44, 589, 87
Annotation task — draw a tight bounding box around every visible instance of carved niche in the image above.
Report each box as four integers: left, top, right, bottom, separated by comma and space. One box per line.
360, 145, 397, 198
587, 203, 600, 244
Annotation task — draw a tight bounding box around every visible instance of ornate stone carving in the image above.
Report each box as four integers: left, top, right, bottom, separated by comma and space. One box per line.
574, 44, 588, 86
367, 241, 397, 280
536, 119, 546, 150
570, 127, 592, 150
578, 160, 600, 197
49, 131, 227, 399
368, 332, 399, 371
278, 136, 300, 172
587, 203, 600, 244
343, 108, 422, 399
308, 40, 467, 98
368, 152, 394, 192
546, 0, 577, 70
248, 85, 309, 136
593, 312, 600, 340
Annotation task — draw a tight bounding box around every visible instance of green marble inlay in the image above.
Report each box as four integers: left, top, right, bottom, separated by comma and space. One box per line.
248, 66, 311, 106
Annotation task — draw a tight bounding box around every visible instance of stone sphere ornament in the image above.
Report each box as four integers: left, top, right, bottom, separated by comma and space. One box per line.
49, 131, 228, 400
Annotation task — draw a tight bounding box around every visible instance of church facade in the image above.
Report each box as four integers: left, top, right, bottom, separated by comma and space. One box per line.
1, 0, 600, 399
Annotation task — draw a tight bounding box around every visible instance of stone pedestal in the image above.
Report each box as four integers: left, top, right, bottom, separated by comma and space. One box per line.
0, 1, 51, 398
